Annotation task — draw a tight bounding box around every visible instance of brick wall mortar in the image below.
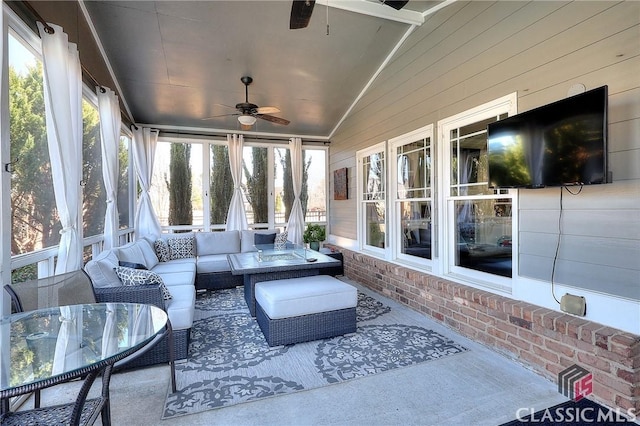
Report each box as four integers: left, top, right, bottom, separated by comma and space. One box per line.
329, 245, 640, 413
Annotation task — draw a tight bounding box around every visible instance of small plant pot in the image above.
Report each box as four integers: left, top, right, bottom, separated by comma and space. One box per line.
309, 241, 320, 251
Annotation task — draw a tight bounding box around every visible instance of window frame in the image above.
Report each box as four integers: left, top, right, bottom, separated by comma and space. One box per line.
436, 93, 518, 292
388, 124, 435, 269
357, 141, 387, 256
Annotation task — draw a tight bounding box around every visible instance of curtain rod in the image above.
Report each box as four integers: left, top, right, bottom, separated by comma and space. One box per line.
158, 130, 330, 145
20, 1, 134, 128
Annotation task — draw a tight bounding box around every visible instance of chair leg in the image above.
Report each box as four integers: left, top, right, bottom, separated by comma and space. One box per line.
166, 320, 177, 393
100, 364, 114, 426
34, 389, 41, 408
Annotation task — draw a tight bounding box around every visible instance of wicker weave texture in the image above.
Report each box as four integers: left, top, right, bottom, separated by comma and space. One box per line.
244, 269, 320, 316
195, 272, 243, 291
95, 286, 189, 367
256, 304, 356, 346
0, 397, 103, 426
119, 328, 189, 370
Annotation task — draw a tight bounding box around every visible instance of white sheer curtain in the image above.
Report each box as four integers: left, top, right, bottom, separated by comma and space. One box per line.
287, 138, 305, 245
37, 22, 83, 274
226, 134, 248, 231
97, 87, 121, 250
132, 126, 162, 240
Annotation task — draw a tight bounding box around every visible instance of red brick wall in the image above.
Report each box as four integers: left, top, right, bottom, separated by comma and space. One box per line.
327, 245, 640, 414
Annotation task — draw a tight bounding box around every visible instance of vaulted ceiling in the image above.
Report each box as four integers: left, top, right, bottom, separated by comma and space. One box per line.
82, 0, 450, 139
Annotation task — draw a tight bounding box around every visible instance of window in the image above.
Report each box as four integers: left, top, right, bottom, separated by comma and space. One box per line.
209, 143, 232, 226
118, 134, 131, 230
390, 125, 434, 264
151, 141, 203, 229
357, 143, 386, 252
242, 146, 269, 226
438, 94, 517, 289
82, 97, 105, 238
274, 147, 327, 226
8, 29, 59, 259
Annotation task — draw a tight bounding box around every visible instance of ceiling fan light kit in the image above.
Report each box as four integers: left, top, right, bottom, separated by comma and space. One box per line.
238, 115, 257, 126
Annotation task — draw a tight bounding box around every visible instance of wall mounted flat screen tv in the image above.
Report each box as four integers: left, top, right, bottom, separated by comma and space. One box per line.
487, 85, 608, 188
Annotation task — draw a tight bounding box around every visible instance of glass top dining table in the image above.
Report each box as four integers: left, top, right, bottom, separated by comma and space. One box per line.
0, 303, 167, 397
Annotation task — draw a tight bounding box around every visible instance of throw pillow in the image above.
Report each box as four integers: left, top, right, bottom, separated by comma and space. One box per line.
254, 232, 276, 246
154, 239, 170, 262
274, 231, 288, 250
167, 236, 195, 260
113, 266, 172, 300
119, 261, 147, 270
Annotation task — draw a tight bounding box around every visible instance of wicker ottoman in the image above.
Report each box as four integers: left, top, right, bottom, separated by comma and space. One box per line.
254, 275, 357, 346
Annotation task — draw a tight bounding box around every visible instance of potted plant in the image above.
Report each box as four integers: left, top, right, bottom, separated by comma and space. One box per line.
303, 224, 326, 251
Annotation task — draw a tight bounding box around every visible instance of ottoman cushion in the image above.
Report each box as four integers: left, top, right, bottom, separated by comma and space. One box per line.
255, 275, 357, 319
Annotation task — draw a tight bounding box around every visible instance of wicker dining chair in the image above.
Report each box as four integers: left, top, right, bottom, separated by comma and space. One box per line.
2, 270, 176, 424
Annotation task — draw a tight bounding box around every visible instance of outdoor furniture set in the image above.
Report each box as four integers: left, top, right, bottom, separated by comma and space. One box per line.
83, 229, 354, 367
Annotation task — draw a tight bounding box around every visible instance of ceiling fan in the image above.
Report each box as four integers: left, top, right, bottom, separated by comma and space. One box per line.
206, 76, 290, 129
289, 0, 410, 29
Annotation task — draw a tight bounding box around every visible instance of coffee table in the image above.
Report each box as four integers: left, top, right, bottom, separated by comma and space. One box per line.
228, 244, 341, 316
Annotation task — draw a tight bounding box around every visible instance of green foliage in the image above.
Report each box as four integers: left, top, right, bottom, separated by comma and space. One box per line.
303, 223, 325, 243
81, 100, 106, 237
243, 147, 268, 224
9, 63, 61, 255
167, 143, 193, 226
210, 145, 233, 224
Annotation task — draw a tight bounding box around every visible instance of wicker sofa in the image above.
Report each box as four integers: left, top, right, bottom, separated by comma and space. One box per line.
83, 229, 280, 368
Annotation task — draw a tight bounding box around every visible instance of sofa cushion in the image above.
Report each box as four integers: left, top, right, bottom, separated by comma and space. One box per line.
255, 275, 357, 319
113, 266, 172, 300
119, 261, 147, 270
197, 254, 232, 274
84, 250, 120, 288
195, 231, 240, 256
154, 239, 170, 262
240, 229, 280, 253
117, 242, 149, 268
137, 238, 159, 269
167, 236, 195, 260
165, 284, 195, 331
155, 269, 196, 288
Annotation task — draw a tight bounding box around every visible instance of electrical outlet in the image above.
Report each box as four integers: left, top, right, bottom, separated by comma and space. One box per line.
560, 293, 587, 316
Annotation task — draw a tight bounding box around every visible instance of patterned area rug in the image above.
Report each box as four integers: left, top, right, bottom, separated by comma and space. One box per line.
163, 285, 468, 419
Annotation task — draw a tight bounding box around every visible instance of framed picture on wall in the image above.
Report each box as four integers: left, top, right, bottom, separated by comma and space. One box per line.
334, 168, 348, 200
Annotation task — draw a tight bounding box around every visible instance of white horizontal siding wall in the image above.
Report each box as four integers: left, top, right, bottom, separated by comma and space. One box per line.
329, 1, 640, 330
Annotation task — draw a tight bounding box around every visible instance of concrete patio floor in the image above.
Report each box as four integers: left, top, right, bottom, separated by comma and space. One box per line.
32, 280, 568, 425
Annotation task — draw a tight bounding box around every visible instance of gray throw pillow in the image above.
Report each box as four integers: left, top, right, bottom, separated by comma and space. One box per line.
113, 266, 172, 300
167, 236, 195, 260
274, 231, 288, 250
254, 233, 276, 245
154, 239, 170, 262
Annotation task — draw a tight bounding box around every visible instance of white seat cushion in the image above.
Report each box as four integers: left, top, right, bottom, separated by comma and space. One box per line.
255, 276, 357, 319
165, 284, 195, 330
155, 270, 196, 287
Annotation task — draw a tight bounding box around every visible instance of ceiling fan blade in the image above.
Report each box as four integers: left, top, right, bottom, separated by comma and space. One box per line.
381, 0, 409, 10
290, 0, 315, 29
256, 106, 280, 114
214, 103, 238, 110
257, 114, 290, 126
201, 113, 238, 121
